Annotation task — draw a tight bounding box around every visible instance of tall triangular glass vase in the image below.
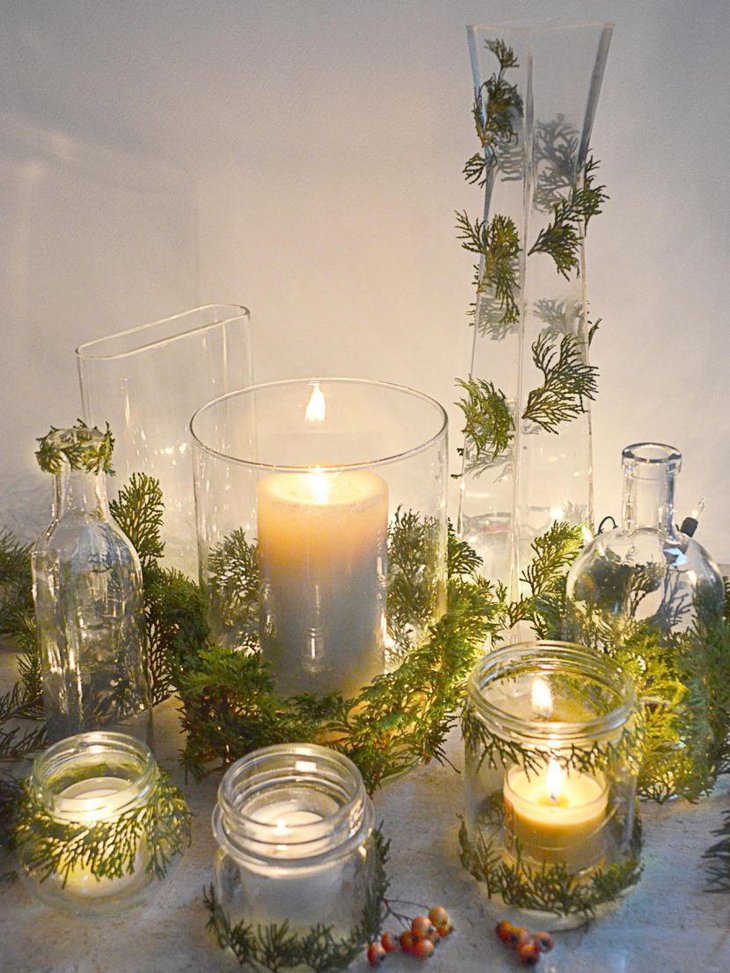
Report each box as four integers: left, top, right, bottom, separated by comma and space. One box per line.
457, 22, 613, 593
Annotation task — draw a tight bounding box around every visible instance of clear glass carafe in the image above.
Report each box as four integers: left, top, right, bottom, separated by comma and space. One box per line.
566, 443, 724, 633
31, 430, 150, 742
212, 743, 376, 939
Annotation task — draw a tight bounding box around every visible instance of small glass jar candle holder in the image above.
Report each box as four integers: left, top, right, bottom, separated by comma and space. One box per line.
17, 731, 190, 916
462, 641, 642, 930
191, 378, 448, 698
210, 743, 381, 956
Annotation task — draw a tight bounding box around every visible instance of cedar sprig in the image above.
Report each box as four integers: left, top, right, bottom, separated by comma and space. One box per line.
14, 771, 190, 886
109, 473, 164, 568
386, 508, 444, 658
533, 114, 580, 213
464, 39, 522, 187
705, 808, 730, 893
455, 377, 514, 475
207, 528, 261, 642
522, 331, 598, 434
456, 211, 521, 329
35, 420, 115, 475
529, 156, 608, 278
204, 827, 389, 971
459, 820, 642, 918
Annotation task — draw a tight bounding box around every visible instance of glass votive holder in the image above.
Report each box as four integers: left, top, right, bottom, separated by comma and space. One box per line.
191, 378, 448, 698
16, 731, 190, 916
462, 641, 642, 930
210, 743, 379, 949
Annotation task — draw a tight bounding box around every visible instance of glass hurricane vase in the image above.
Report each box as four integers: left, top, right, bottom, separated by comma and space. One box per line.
76, 305, 253, 578
457, 22, 613, 592
191, 378, 448, 698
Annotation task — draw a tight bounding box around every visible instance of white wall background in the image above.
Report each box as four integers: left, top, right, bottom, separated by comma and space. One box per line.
2, 0, 728, 556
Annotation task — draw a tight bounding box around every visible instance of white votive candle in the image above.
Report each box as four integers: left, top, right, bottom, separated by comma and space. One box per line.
257, 469, 388, 696
56, 777, 147, 898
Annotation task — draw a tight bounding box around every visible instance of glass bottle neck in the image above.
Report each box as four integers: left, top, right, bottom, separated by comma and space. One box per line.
54, 470, 109, 519
621, 467, 675, 533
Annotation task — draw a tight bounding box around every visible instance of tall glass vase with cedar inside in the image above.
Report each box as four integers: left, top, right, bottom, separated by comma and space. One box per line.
456, 22, 613, 593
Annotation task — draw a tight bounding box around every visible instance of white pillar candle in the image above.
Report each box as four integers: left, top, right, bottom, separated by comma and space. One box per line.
55, 777, 147, 898
503, 761, 608, 868
257, 469, 388, 696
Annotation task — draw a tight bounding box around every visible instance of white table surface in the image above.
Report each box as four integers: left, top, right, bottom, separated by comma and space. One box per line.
1, 681, 729, 973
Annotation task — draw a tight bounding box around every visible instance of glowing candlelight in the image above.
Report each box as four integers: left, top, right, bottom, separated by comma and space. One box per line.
257, 450, 388, 696
503, 761, 608, 868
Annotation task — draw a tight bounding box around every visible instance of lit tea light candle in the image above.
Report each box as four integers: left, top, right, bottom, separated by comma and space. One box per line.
55, 776, 147, 898
503, 759, 608, 868
257, 463, 388, 697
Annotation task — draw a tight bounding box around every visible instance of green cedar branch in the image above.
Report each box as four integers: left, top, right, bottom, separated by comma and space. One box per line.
528, 156, 608, 278
459, 819, 642, 918
14, 771, 190, 886
204, 828, 389, 971
35, 420, 115, 475
456, 211, 521, 329
455, 377, 515, 475
522, 331, 599, 434
464, 39, 522, 187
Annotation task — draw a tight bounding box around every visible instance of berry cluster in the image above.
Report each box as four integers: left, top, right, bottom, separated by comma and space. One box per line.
495, 920, 554, 967
367, 907, 453, 965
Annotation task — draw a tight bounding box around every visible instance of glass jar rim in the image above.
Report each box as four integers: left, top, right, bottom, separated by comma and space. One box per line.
622, 442, 682, 472
189, 377, 448, 473
213, 743, 373, 868
31, 731, 157, 819
468, 641, 636, 744
75, 304, 250, 362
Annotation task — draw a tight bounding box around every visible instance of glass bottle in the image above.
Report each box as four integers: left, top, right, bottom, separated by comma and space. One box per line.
31, 428, 150, 742
212, 743, 376, 939
566, 443, 724, 632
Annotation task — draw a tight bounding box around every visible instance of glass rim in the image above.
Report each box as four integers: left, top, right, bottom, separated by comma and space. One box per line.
622, 442, 682, 470
214, 743, 373, 867
189, 377, 448, 473
75, 304, 250, 362
467, 19, 614, 34
468, 640, 636, 743
31, 731, 157, 817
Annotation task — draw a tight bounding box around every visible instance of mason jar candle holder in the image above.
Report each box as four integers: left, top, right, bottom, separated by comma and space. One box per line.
191, 378, 448, 698
461, 641, 642, 930
208, 743, 383, 961
16, 731, 190, 916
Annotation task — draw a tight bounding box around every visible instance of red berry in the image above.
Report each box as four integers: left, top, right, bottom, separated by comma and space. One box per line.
400, 931, 417, 954
496, 920, 515, 944
428, 906, 450, 929
367, 942, 387, 966
511, 926, 531, 949
411, 915, 435, 939
381, 932, 399, 953
412, 938, 435, 960
426, 929, 441, 946
517, 942, 541, 967
532, 932, 554, 953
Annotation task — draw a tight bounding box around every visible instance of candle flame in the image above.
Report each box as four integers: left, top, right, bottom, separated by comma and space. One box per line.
308, 467, 330, 504
546, 760, 564, 804
274, 817, 289, 836
305, 382, 326, 423
531, 678, 553, 718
